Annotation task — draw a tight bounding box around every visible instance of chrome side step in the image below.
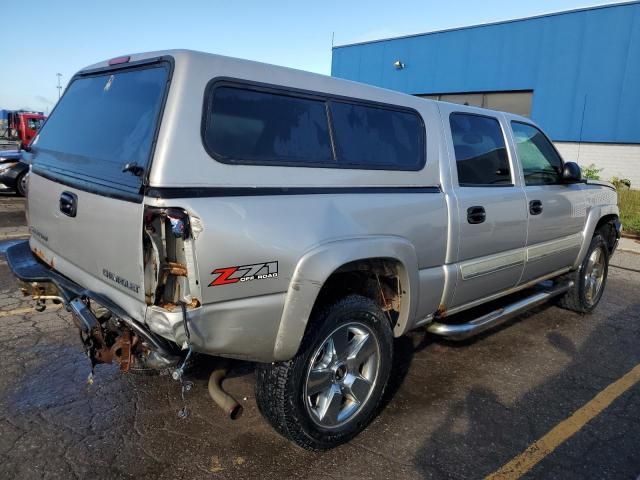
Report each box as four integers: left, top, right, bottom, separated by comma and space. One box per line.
427, 281, 574, 340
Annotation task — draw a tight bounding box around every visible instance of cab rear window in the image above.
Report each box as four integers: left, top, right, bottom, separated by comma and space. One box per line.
32, 64, 169, 194
202, 82, 425, 171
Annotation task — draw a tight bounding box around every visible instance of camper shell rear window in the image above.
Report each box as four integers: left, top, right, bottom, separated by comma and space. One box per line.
31, 60, 171, 199
202, 80, 426, 171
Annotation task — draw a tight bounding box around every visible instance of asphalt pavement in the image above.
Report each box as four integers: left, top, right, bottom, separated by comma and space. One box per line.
0, 193, 27, 239
0, 195, 639, 479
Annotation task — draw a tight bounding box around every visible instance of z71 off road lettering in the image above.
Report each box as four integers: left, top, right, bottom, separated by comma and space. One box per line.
209, 261, 278, 287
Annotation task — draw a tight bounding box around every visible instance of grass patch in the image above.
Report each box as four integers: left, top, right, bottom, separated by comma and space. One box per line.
619, 189, 640, 235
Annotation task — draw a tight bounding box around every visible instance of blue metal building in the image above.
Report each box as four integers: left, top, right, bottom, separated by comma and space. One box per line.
331, 1, 640, 146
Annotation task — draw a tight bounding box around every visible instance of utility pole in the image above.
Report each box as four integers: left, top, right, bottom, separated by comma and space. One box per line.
56, 73, 63, 100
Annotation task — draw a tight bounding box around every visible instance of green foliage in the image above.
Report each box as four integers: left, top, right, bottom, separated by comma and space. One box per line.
619, 189, 640, 235
581, 163, 602, 180
611, 176, 632, 190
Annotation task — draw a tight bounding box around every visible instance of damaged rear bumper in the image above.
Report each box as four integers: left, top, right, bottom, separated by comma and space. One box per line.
6, 240, 179, 363
8, 240, 285, 363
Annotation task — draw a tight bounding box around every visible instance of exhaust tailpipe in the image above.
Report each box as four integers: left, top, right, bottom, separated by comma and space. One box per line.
208, 365, 243, 419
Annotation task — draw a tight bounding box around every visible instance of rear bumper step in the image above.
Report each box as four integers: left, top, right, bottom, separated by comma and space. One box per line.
427, 281, 574, 340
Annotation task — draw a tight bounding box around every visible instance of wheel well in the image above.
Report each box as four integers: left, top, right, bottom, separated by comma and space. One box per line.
312, 258, 405, 329
595, 214, 619, 254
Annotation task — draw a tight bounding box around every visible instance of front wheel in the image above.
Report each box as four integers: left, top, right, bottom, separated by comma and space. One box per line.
255, 295, 393, 450
557, 232, 609, 313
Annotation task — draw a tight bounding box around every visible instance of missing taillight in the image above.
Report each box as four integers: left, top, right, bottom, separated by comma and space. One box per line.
143, 207, 201, 311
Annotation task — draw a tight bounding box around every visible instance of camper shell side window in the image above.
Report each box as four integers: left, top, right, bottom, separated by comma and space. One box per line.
201, 79, 426, 171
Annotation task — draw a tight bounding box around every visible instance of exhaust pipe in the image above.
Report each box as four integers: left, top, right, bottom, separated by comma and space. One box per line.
208, 364, 243, 420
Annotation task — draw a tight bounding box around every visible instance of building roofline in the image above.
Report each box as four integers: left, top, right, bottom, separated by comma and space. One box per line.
333, 1, 639, 49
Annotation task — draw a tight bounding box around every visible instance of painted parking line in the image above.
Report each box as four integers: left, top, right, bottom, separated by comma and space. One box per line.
486, 363, 640, 480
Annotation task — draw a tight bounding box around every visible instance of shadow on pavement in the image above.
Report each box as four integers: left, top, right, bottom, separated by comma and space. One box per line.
412, 302, 640, 479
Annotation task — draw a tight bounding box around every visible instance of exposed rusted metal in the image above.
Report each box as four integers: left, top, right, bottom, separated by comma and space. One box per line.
19, 280, 60, 301
111, 329, 136, 372
69, 301, 142, 373
144, 208, 199, 310
85, 322, 112, 365
158, 297, 201, 312
164, 262, 188, 277
32, 247, 55, 268
80, 326, 140, 373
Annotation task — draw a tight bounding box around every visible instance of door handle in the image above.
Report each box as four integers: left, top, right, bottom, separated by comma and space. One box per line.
467, 206, 486, 224
59, 191, 78, 218
529, 200, 543, 215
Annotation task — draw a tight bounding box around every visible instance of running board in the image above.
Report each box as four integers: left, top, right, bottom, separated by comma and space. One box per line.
427, 281, 574, 340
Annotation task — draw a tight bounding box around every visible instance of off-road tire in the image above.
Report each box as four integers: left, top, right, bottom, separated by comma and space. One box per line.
556, 232, 609, 313
255, 294, 393, 450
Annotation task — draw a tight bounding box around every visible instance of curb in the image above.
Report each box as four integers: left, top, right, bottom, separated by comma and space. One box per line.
618, 247, 640, 255
617, 237, 640, 255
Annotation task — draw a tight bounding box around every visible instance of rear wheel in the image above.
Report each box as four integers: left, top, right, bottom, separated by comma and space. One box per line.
255, 295, 393, 450
557, 232, 609, 313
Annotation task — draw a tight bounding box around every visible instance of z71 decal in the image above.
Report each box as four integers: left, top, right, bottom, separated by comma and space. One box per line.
209, 261, 278, 287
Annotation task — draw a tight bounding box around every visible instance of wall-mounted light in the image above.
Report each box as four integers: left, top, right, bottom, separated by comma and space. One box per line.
393, 60, 405, 70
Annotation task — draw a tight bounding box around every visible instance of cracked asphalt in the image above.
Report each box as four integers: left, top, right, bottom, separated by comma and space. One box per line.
0, 195, 639, 479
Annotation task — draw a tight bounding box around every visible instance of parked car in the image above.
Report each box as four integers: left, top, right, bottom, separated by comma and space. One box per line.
7, 50, 621, 450
0, 150, 29, 196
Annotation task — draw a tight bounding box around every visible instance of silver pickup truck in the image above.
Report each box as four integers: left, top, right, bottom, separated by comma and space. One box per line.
7, 50, 621, 450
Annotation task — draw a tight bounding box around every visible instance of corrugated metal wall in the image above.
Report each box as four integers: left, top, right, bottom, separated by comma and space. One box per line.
331, 2, 640, 144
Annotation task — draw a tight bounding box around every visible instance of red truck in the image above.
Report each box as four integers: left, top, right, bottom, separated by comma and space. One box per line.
2, 111, 47, 149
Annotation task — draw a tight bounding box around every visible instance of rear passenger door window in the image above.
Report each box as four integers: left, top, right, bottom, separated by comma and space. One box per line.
449, 113, 511, 186
204, 86, 333, 164
511, 121, 562, 185
329, 101, 424, 170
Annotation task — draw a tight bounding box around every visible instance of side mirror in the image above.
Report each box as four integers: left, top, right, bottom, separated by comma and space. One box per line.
562, 162, 582, 183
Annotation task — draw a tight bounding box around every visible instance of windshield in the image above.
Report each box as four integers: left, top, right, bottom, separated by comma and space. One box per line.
31, 64, 169, 194
27, 118, 45, 131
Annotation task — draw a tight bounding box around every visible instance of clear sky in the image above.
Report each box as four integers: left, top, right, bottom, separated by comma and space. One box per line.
0, 0, 624, 112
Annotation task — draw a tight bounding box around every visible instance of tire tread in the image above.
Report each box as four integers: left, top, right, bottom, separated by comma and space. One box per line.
255, 295, 392, 450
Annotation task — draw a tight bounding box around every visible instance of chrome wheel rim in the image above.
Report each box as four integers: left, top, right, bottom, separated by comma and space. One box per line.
584, 247, 606, 306
304, 322, 380, 429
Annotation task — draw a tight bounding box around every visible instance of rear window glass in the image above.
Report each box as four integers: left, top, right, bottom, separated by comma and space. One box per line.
32, 65, 168, 192
204, 87, 333, 164
450, 113, 511, 186
329, 102, 424, 170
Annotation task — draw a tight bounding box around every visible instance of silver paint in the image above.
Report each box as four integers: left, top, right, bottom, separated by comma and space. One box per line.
23, 50, 620, 362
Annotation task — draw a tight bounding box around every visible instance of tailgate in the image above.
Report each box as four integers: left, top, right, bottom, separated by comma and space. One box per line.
28, 173, 145, 301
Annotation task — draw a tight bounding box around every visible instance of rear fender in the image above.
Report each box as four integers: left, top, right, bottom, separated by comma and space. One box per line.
272, 236, 419, 361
